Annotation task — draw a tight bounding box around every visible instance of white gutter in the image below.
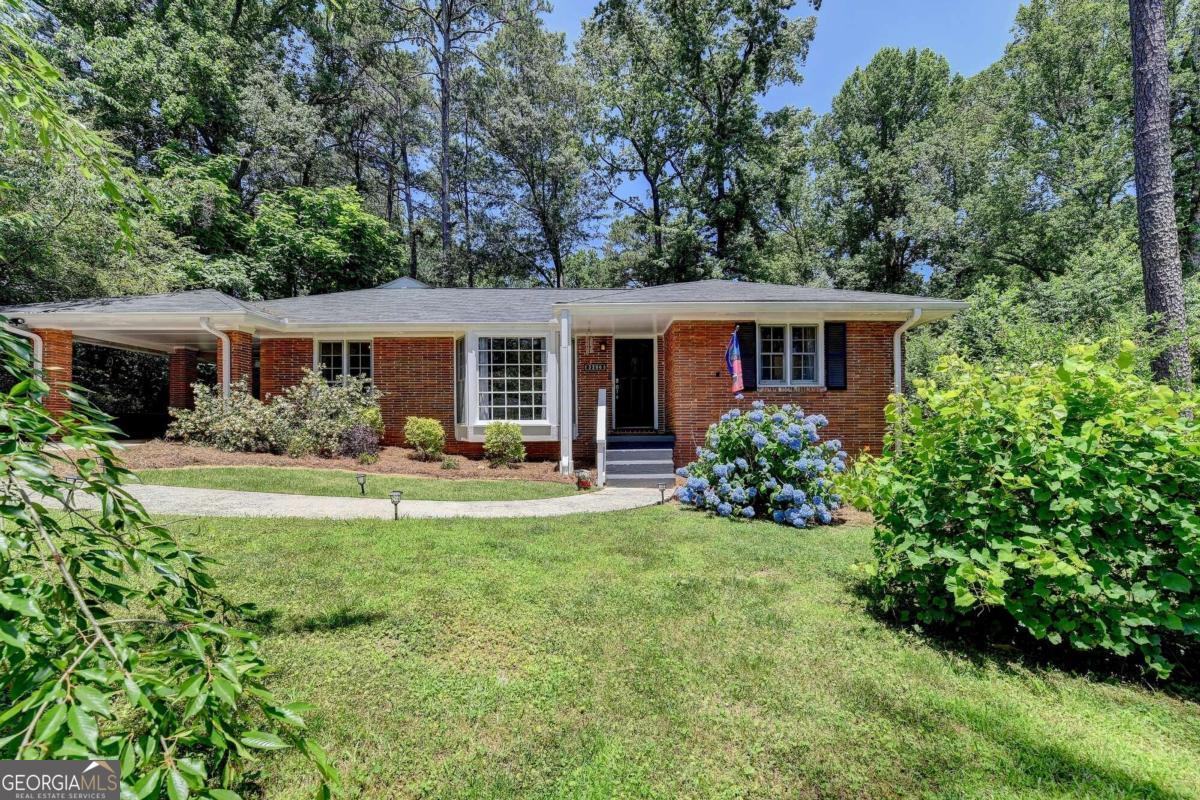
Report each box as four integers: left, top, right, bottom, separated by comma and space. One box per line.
200, 318, 231, 399
1, 321, 44, 371
893, 307, 922, 397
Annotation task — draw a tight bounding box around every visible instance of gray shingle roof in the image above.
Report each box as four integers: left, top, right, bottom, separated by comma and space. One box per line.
254, 287, 623, 324
1, 280, 960, 327
0, 289, 261, 316
567, 279, 958, 306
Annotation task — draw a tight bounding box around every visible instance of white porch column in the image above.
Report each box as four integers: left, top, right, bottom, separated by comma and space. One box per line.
558, 310, 573, 474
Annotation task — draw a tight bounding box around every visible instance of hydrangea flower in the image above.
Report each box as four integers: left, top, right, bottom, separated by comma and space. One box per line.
676, 466, 690, 478
748, 410, 765, 423
741, 506, 755, 518
734, 457, 749, 470
729, 409, 742, 418
717, 502, 733, 517
752, 432, 768, 449
751, 399, 766, 410
735, 393, 744, 400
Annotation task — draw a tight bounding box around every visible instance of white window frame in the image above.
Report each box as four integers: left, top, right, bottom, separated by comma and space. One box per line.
468, 331, 557, 426
314, 339, 374, 382
756, 322, 824, 387
454, 336, 466, 426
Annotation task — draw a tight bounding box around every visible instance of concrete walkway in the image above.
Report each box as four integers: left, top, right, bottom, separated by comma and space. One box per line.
70, 482, 668, 520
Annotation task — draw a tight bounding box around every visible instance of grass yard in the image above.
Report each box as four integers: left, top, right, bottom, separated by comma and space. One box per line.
174, 506, 1200, 799
136, 466, 578, 501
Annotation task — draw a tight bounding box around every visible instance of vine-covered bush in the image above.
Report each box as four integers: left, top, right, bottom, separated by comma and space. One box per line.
852, 342, 1200, 677
404, 416, 445, 460
0, 324, 337, 794
676, 398, 845, 525
484, 422, 525, 466
168, 370, 381, 458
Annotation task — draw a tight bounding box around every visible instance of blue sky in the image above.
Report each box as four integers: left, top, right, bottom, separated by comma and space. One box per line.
545, 0, 1025, 113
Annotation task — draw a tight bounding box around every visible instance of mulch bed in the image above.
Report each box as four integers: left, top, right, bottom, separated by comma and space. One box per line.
111, 440, 576, 484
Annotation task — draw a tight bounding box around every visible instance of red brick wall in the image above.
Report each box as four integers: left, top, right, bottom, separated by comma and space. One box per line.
216, 330, 253, 388
371, 336, 561, 460
662, 320, 898, 466
573, 335, 612, 465
31, 328, 73, 417
168, 348, 198, 409
259, 338, 313, 399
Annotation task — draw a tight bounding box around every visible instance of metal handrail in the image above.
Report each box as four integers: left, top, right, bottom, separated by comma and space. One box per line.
596, 388, 607, 487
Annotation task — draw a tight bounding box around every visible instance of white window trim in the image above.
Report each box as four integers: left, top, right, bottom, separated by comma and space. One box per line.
314, 339, 374, 381
756, 322, 824, 388
466, 330, 558, 428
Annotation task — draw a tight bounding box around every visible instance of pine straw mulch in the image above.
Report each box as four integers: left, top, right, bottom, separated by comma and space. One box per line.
112, 440, 576, 484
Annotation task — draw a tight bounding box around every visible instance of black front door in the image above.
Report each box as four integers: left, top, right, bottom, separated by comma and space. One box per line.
614, 338, 655, 429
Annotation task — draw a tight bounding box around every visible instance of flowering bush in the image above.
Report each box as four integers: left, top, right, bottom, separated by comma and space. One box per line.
675, 397, 846, 526
168, 370, 381, 458
851, 342, 1200, 677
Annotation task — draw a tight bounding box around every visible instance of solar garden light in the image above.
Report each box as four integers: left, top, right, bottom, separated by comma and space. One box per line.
356, 473, 367, 495
389, 489, 403, 520
658, 482, 669, 505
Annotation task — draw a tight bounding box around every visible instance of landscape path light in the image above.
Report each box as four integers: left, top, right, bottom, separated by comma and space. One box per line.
389, 489, 403, 520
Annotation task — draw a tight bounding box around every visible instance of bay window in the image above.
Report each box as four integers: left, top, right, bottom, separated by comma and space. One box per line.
757, 324, 822, 386
477, 336, 547, 421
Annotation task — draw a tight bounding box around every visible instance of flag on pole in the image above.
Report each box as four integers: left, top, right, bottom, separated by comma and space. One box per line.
725, 327, 744, 393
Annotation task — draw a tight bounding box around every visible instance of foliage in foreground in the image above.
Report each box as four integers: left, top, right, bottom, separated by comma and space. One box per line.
167, 370, 380, 459
0, 325, 335, 795
676, 398, 845, 525
852, 343, 1200, 677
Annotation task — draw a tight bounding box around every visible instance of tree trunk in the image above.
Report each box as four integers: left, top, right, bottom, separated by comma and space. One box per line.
1130, 0, 1193, 386
401, 140, 418, 278
438, 1, 453, 284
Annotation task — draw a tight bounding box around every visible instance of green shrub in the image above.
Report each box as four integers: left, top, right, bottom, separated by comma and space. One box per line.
167, 379, 276, 452
404, 416, 445, 460
675, 398, 845, 523
852, 342, 1200, 676
167, 369, 380, 458
441, 456, 459, 470
483, 422, 525, 467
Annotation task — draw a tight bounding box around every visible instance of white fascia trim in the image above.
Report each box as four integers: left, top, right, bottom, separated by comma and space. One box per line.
568, 301, 963, 321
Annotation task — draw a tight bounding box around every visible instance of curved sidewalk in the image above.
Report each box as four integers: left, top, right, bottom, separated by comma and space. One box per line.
72, 483, 668, 520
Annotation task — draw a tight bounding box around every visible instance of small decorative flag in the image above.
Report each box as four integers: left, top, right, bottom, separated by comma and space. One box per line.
725, 327, 744, 393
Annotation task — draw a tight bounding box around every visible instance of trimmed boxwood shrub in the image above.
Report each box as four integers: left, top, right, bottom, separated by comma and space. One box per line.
404, 416, 445, 460
484, 422, 525, 467
852, 342, 1200, 677
676, 398, 846, 524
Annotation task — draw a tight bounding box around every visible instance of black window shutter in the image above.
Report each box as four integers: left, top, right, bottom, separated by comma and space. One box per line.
736, 322, 757, 391
825, 322, 847, 390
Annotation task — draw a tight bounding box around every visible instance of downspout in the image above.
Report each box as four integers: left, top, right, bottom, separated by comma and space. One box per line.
1, 321, 44, 371
892, 308, 922, 455
892, 307, 922, 397
200, 318, 231, 399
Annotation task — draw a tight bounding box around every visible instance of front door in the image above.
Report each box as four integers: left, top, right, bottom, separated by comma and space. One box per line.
614, 338, 655, 430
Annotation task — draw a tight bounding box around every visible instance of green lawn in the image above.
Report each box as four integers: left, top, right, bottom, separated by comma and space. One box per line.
135, 466, 577, 501
173, 507, 1200, 799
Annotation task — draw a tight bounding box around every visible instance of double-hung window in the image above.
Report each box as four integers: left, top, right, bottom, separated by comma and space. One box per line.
757, 324, 821, 386
317, 340, 372, 383
477, 336, 546, 421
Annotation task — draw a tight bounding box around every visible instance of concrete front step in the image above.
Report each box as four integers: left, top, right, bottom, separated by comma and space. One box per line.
605, 475, 677, 489
607, 447, 674, 462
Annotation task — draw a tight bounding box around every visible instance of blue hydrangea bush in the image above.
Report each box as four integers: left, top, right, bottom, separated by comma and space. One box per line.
675, 397, 846, 526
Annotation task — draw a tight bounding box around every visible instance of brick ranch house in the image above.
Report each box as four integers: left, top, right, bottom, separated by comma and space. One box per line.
0, 278, 963, 486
